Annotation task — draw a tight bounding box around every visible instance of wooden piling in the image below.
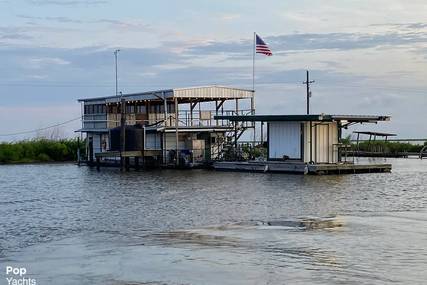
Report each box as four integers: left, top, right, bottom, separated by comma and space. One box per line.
135, 156, 140, 170
96, 157, 100, 171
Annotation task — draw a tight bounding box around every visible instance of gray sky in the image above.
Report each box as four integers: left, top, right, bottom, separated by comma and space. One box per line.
0, 0, 426, 140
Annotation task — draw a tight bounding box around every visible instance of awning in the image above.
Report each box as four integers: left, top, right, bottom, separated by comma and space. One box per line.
214, 114, 390, 123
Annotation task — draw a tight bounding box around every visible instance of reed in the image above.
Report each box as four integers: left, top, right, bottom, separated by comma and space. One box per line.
0, 138, 85, 164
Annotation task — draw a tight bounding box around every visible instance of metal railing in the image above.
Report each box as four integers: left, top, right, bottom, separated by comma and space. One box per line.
82, 109, 254, 129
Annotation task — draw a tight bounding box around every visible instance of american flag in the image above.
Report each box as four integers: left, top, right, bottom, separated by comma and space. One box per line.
256, 34, 272, 56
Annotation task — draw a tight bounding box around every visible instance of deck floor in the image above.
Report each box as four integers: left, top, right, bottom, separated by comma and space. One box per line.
213, 161, 392, 175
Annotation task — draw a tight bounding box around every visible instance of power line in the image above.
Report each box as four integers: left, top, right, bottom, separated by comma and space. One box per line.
0, 117, 81, 137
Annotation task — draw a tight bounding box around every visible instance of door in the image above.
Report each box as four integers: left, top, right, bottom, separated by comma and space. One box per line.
268, 122, 302, 159
315, 124, 329, 163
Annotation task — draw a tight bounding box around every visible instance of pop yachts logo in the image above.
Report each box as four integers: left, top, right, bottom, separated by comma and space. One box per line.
5, 266, 36, 285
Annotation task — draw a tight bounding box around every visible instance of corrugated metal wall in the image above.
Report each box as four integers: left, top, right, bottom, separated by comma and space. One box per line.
303, 122, 338, 163
268, 122, 302, 159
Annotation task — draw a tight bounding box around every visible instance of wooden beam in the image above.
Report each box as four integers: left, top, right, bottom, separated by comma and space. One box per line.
120, 98, 126, 171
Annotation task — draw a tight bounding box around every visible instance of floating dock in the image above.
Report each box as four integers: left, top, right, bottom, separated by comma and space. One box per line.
213, 161, 391, 175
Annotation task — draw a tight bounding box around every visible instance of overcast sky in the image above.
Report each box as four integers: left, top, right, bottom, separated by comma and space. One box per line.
0, 0, 426, 140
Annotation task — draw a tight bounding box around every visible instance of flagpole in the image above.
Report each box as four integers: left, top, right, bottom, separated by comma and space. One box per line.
252, 32, 256, 147
252, 32, 256, 92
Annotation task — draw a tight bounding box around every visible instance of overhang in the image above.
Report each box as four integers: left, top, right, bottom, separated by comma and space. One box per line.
78, 85, 254, 103
214, 114, 390, 123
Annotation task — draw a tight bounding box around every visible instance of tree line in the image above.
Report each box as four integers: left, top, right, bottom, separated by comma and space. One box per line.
0, 138, 85, 164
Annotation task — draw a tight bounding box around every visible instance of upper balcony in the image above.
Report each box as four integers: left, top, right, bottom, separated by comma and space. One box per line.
77, 86, 255, 133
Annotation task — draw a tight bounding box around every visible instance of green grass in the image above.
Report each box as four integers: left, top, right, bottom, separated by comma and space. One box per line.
0, 138, 86, 164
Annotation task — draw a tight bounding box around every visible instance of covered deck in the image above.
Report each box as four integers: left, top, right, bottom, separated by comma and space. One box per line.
213, 114, 392, 175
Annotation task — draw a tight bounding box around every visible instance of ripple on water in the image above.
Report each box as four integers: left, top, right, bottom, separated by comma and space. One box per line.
0, 159, 426, 284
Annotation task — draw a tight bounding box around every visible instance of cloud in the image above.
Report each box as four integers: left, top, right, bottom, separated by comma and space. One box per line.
0, 26, 426, 138
17, 15, 84, 23
16, 15, 150, 30
0, 26, 34, 41
94, 19, 151, 30
29, 57, 71, 68
219, 14, 241, 21
370, 22, 427, 30
26, 0, 107, 6
186, 31, 427, 57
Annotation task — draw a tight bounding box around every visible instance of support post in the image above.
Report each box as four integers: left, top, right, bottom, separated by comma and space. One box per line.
77, 136, 81, 166
135, 156, 140, 171
215, 100, 218, 126
88, 137, 93, 165
310, 121, 313, 164
163, 91, 168, 126
96, 157, 100, 171
120, 98, 126, 171
261, 122, 264, 144
125, 157, 130, 171
175, 97, 179, 167
251, 96, 255, 147
357, 132, 360, 151
234, 98, 239, 154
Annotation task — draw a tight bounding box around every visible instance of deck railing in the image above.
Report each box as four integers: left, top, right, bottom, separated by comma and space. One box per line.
82, 109, 254, 129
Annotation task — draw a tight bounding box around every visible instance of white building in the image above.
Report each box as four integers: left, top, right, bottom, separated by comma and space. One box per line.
215, 114, 390, 164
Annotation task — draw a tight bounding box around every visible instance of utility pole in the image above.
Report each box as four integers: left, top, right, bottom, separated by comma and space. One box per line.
114, 49, 120, 96
303, 70, 315, 164
303, 70, 315, 115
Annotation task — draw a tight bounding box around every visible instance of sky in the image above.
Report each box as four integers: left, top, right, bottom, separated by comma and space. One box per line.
0, 0, 426, 140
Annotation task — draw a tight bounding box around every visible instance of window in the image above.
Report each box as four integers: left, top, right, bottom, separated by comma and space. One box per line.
168, 103, 175, 113
136, 105, 146, 114
126, 105, 135, 113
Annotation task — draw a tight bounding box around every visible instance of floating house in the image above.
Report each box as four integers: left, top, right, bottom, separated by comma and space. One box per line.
77, 86, 255, 168
213, 114, 392, 174
77, 85, 392, 174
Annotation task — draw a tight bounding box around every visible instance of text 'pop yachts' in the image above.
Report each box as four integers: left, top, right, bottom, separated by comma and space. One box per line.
5, 266, 36, 285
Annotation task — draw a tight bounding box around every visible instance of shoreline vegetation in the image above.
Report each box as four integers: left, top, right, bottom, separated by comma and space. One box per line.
343, 140, 426, 154
0, 139, 425, 165
0, 138, 85, 164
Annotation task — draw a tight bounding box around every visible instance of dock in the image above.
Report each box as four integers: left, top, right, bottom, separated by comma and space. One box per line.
213, 161, 392, 175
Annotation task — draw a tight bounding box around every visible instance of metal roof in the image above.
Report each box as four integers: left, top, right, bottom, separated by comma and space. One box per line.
78, 85, 254, 103
214, 114, 391, 123
353, 131, 396, 137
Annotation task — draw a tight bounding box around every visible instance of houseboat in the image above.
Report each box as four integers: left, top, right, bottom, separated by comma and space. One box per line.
77, 86, 255, 169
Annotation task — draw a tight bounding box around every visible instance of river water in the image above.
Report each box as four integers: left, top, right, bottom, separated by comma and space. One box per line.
0, 158, 426, 284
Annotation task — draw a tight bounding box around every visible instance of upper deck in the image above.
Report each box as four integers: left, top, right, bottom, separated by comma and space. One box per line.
77, 85, 255, 132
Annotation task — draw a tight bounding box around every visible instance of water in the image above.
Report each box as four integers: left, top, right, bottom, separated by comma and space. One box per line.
0, 159, 426, 284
